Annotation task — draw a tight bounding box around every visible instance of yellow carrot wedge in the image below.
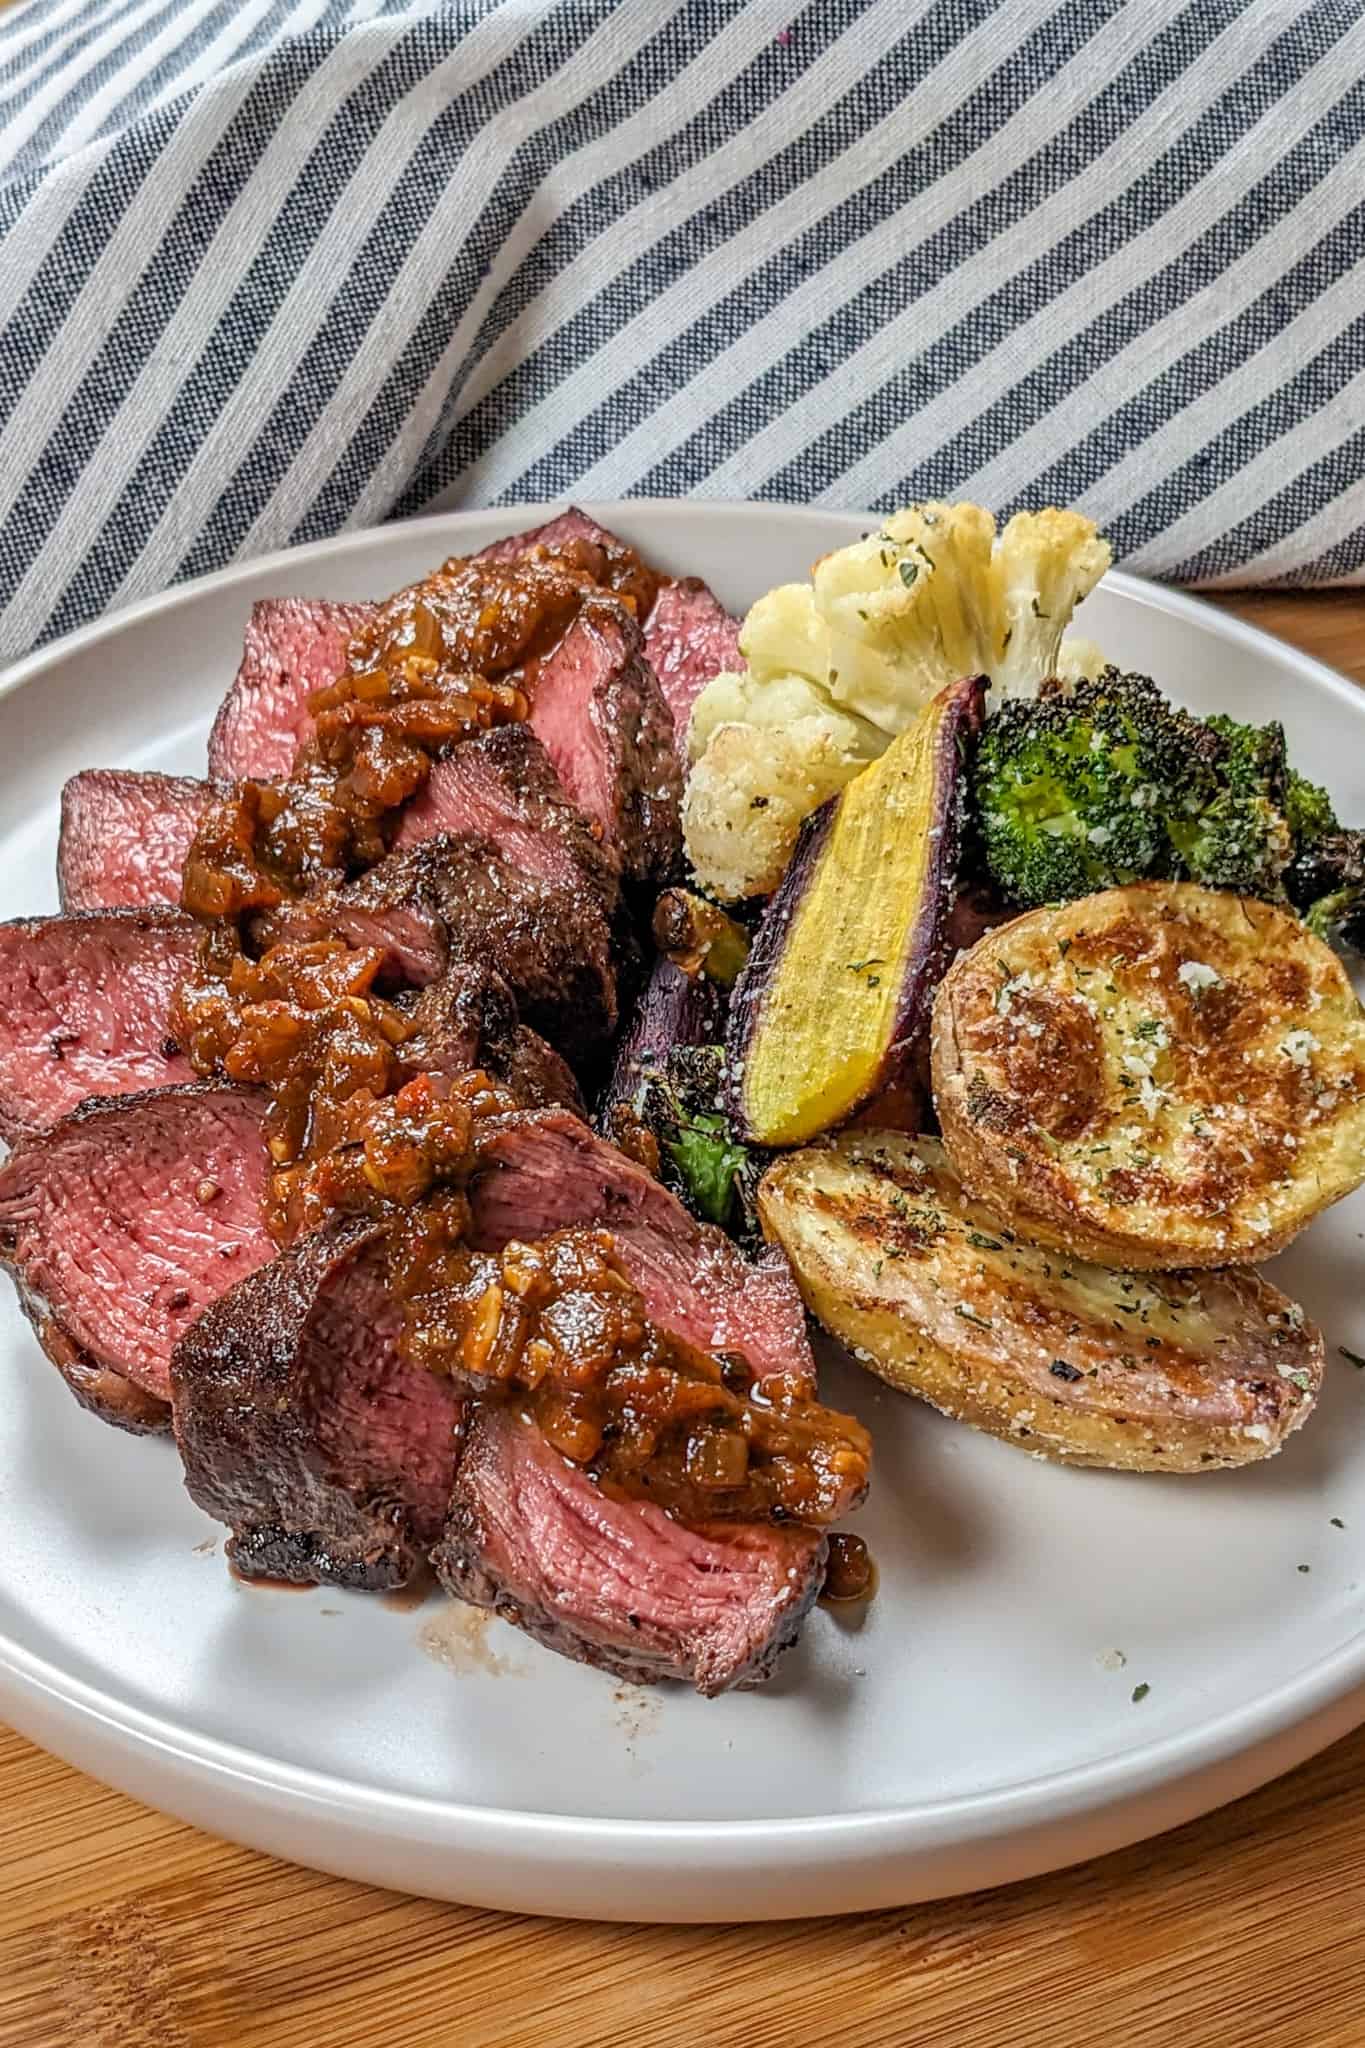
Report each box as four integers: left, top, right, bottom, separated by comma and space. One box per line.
726, 674, 985, 1146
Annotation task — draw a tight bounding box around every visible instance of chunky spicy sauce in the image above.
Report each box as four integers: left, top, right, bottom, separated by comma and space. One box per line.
172, 538, 871, 1536
298, 1071, 869, 1529
183, 538, 654, 917
174, 540, 654, 1209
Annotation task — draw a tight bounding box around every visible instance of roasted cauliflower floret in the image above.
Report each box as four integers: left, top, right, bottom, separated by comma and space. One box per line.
993, 509, 1112, 697
684, 502, 1112, 900
812, 503, 999, 729
736, 583, 833, 693
687, 666, 882, 767
681, 716, 867, 903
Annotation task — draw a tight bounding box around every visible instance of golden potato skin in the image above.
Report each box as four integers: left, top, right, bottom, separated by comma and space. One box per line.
759, 1132, 1324, 1472
931, 883, 1365, 1270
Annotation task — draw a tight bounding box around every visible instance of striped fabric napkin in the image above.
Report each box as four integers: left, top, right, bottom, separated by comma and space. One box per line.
1, 0, 1362, 661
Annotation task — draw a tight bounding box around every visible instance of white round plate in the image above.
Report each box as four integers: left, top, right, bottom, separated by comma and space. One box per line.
0, 502, 1362, 1923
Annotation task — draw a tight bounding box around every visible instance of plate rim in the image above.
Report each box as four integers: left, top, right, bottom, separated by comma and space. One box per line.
2, 498, 1364, 1896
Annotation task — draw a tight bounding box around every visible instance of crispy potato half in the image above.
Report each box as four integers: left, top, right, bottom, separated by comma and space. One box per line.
759, 1132, 1324, 1471
932, 883, 1365, 1270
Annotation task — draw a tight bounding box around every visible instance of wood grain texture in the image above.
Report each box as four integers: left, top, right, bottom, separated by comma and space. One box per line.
1, 590, 1362, 2048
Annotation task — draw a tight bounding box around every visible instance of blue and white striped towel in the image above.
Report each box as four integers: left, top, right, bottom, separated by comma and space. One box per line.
2, 0, 1363, 662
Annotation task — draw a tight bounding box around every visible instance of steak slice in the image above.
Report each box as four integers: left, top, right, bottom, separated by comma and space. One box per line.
200, 593, 679, 884
58, 769, 213, 912
0, 1085, 272, 1429
497, 1028, 583, 1116
0, 909, 198, 1138
394, 723, 619, 911
474, 507, 624, 565
197, 554, 607, 787
526, 599, 681, 887
398, 966, 585, 1115
173, 1221, 461, 1590
434, 1407, 825, 1696
436, 1106, 829, 1692
643, 577, 743, 759
468, 1108, 811, 1382
207, 596, 372, 782
263, 836, 617, 1062
165, 1097, 829, 1690
479, 508, 740, 765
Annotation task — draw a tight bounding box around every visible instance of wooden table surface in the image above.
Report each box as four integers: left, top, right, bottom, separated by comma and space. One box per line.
2, 588, 1363, 2048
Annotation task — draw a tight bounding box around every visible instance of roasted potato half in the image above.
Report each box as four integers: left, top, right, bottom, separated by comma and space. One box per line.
759, 1132, 1324, 1471
932, 883, 1365, 1270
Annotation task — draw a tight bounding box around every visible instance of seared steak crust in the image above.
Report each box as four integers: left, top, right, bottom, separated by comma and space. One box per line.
435, 1408, 826, 1696
395, 722, 620, 912
263, 834, 618, 1063
173, 1219, 461, 1590
397, 964, 586, 1113
23, 1303, 174, 1435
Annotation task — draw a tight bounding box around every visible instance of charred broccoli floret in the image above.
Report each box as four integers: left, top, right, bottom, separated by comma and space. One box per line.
971, 671, 1215, 907
1172, 717, 1349, 905
625, 1045, 763, 1238
1168, 714, 1293, 897
1267, 758, 1364, 945
1287, 829, 1365, 952
972, 677, 1364, 955
1284, 766, 1339, 850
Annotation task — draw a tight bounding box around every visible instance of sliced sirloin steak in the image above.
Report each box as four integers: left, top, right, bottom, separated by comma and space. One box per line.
467, 1107, 812, 1378
169, 1099, 828, 1690
482, 507, 741, 764
434, 1407, 826, 1696
0, 1085, 272, 1430
261, 834, 618, 1064
58, 769, 214, 912
173, 1220, 461, 1590
190, 520, 619, 801
642, 577, 743, 762
522, 597, 680, 887
437, 1106, 831, 1692
60, 726, 620, 935
199, 527, 685, 884
207, 596, 373, 782
55, 773, 619, 1070
0, 905, 578, 1146
0, 960, 576, 1433
0, 909, 198, 1138
394, 723, 619, 911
